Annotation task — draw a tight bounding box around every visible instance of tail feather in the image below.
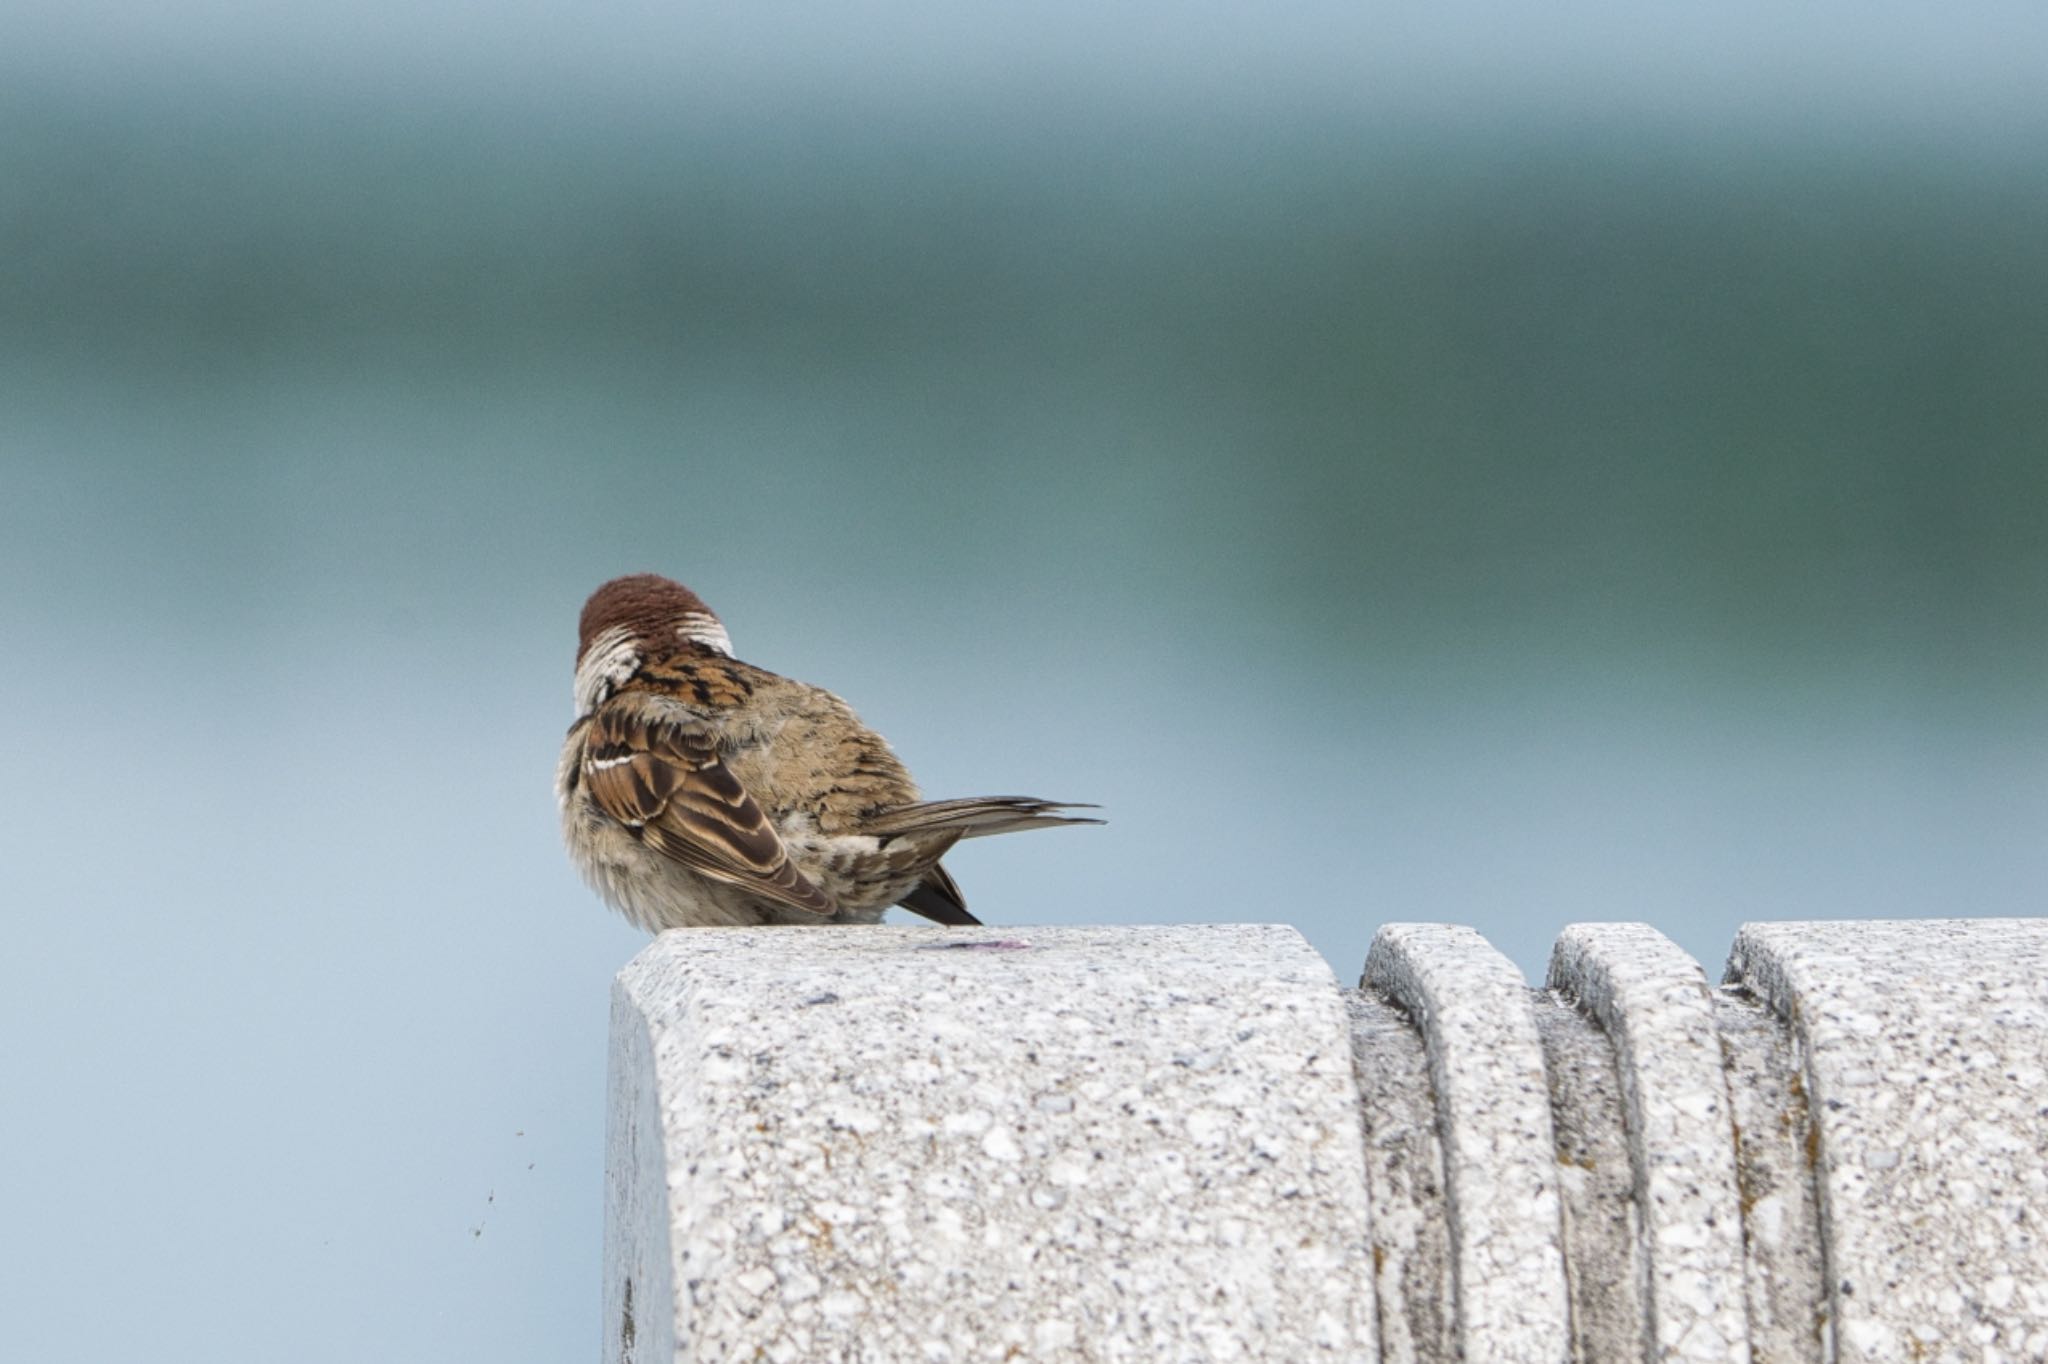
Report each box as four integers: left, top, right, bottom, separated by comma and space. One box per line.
863, 796, 1102, 840
895, 862, 981, 925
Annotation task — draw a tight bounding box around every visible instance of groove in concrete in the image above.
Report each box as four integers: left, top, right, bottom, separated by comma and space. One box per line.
1530, 993, 1652, 1363
1345, 987, 1456, 1364
1549, 923, 1753, 1362
1710, 986, 1827, 1364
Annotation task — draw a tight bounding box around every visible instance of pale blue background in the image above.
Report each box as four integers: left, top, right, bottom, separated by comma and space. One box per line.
3, 4, 2045, 1360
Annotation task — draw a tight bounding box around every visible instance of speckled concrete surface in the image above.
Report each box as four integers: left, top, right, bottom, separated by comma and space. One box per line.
606, 924, 1377, 1363
1549, 923, 1751, 1362
609, 917, 2048, 1362
1361, 924, 1571, 1362
1727, 919, 2048, 1364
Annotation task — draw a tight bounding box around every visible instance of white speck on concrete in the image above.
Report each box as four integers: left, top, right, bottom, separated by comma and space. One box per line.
979, 1126, 1021, 1162
1033, 1318, 1077, 1350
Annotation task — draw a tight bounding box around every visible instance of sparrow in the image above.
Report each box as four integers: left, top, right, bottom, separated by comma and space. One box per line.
556, 573, 1099, 930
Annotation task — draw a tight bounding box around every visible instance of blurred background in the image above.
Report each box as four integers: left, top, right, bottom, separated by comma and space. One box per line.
3, 2, 2045, 1358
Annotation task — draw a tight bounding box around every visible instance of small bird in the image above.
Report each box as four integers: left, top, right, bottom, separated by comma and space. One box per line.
556, 574, 1098, 929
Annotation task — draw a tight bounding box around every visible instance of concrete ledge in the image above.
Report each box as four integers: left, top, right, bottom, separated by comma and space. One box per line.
605, 924, 1376, 1363
606, 918, 2048, 1362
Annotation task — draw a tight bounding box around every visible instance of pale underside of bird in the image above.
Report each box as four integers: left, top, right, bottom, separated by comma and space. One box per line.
557, 574, 1098, 930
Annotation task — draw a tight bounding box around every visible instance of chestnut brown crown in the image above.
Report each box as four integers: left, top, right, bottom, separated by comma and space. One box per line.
577, 574, 718, 660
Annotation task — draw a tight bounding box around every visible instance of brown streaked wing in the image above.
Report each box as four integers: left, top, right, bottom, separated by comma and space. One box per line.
580, 704, 837, 916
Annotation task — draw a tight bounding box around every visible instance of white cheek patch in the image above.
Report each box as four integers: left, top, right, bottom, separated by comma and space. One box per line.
678, 612, 733, 656
574, 626, 641, 717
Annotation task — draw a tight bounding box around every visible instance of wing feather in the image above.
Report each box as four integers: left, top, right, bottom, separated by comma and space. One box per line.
581, 704, 837, 916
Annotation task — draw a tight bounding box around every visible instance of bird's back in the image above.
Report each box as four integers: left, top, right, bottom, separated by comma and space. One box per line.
631, 653, 924, 832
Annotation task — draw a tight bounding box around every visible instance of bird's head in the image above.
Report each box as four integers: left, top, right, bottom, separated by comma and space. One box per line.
573, 573, 732, 717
